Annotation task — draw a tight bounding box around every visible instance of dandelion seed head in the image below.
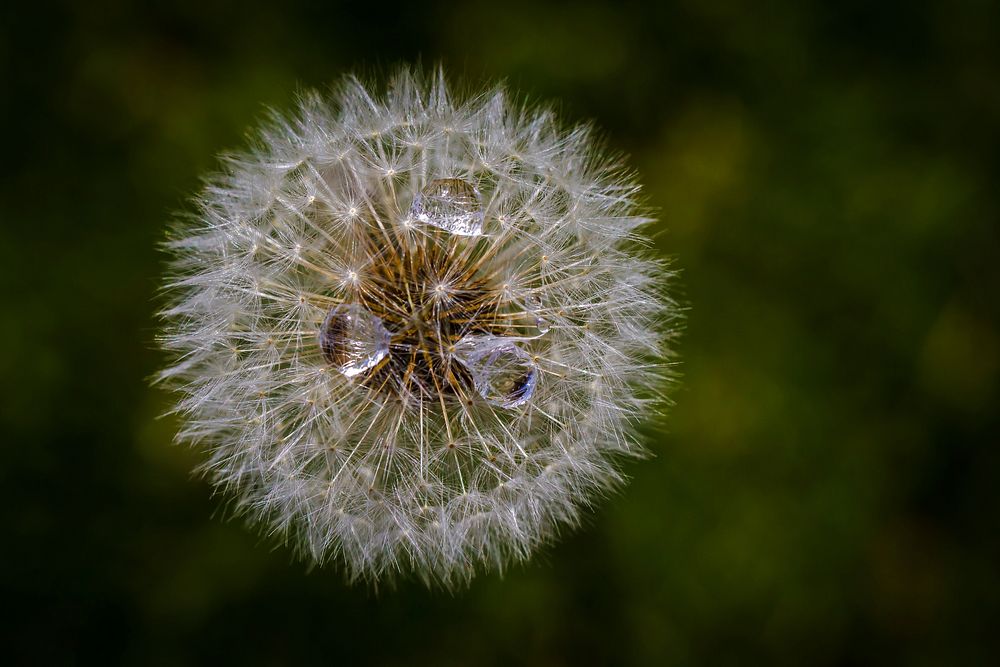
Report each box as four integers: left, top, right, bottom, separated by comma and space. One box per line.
158, 67, 679, 587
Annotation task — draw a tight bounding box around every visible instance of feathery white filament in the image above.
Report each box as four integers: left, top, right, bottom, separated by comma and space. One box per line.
159, 68, 676, 587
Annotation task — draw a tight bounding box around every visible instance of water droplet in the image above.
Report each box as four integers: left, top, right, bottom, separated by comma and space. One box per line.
454, 335, 538, 408
319, 304, 390, 378
410, 178, 484, 236
526, 296, 550, 335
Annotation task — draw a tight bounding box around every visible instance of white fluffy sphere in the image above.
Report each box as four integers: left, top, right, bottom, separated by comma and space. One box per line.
159, 68, 677, 586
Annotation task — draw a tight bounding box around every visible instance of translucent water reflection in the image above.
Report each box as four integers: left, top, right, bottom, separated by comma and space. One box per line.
454, 334, 538, 408
410, 178, 485, 236
319, 304, 391, 378
527, 295, 551, 335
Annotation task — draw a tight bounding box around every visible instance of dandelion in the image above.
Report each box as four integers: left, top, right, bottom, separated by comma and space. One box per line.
158, 67, 678, 586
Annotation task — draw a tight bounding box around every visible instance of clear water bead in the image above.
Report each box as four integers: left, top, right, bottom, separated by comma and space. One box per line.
410, 178, 485, 236
454, 335, 538, 408
527, 295, 551, 335
319, 304, 391, 378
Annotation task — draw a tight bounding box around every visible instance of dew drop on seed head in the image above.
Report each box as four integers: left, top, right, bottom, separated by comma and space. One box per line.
409, 178, 484, 236
319, 304, 391, 378
527, 295, 551, 335
454, 335, 538, 408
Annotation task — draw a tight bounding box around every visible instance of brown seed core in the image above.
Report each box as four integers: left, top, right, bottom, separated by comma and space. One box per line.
323, 224, 532, 404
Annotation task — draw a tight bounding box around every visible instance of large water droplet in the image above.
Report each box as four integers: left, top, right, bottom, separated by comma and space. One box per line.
319, 304, 390, 378
410, 178, 484, 236
454, 335, 538, 408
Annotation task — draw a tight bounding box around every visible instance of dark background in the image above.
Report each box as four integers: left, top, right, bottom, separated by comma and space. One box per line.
2, 0, 999, 664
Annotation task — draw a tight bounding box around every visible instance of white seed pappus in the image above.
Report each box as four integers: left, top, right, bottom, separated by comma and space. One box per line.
158, 68, 679, 587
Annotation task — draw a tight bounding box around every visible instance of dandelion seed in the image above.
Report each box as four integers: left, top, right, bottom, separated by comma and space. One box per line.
158, 67, 679, 587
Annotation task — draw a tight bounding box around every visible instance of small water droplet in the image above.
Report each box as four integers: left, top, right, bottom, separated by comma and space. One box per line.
410, 178, 484, 236
454, 335, 538, 408
527, 296, 550, 335
319, 304, 390, 378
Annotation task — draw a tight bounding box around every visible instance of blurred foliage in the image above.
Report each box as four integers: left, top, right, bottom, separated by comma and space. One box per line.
2, 0, 999, 664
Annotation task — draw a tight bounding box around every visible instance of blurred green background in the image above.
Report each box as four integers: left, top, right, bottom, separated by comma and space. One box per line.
3, 0, 999, 664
